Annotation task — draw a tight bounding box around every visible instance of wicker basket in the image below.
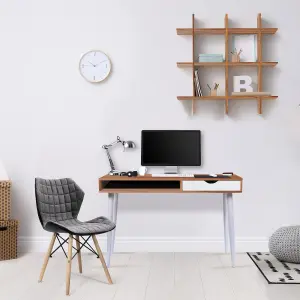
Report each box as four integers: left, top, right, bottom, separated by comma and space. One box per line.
0, 220, 18, 261
0, 181, 11, 220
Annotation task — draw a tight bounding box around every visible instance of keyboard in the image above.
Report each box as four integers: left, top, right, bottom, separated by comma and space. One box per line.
194, 174, 230, 178
152, 174, 194, 177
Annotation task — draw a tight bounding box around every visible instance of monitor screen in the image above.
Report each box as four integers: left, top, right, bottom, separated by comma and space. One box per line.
141, 130, 201, 166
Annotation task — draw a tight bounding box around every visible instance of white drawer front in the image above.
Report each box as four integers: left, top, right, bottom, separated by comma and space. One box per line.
182, 180, 241, 192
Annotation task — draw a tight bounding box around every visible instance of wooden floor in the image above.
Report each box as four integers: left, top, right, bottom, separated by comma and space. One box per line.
1, 252, 300, 299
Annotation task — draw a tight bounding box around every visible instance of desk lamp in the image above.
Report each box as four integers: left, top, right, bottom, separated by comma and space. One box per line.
102, 136, 135, 175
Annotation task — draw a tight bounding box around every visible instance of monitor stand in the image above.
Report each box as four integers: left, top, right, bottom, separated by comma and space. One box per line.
164, 166, 179, 174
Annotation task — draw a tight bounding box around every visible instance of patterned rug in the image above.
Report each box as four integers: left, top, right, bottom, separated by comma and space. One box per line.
247, 252, 300, 284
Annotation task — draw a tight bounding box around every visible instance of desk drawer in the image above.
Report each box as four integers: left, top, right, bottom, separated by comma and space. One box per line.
182, 180, 241, 192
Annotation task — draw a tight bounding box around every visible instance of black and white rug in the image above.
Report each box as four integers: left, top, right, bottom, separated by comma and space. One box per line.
247, 252, 300, 284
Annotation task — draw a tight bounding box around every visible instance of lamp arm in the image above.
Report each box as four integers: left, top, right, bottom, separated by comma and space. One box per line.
102, 136, 124, 171
104, 148, 116, 171
102, 136, 124, 149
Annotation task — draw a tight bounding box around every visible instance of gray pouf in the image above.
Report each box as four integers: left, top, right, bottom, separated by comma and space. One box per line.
269, 226, 300, 263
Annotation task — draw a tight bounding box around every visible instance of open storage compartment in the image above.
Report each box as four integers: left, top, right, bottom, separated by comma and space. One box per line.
101, 180, 180, 190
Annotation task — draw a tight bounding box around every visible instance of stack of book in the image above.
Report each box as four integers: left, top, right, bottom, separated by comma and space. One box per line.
194, 69, 203, 97
198, 54, 224, 62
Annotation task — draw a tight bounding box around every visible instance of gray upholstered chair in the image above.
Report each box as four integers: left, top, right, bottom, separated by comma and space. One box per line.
35, 178, 115, 296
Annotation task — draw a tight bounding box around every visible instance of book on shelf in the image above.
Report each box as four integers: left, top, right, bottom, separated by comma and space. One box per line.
198, 54, 224, 62
199, 53, 223, 57
194, 69, 203, 97
199, 58, 224, 62
194, 78, 199, 96
231, 92, 271, 96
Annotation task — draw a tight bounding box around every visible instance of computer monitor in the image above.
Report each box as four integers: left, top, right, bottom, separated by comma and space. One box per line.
141, 130, 201, 173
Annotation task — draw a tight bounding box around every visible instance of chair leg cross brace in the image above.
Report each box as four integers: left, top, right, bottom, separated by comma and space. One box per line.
50, 234, 68, 258
50, 234, 99, 260
79, 236, 99, 257
55, 234, 68, 258
71, 235, 99, 259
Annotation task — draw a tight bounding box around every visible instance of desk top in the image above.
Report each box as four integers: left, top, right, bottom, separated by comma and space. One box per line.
99, 174, 243, 194
99, 174, 242, 181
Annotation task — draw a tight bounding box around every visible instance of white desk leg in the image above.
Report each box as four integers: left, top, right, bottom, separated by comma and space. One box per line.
227, 193, 236, 267
223, 193, 229, 253
111, 193, 119, 253
106, 193, 114, 267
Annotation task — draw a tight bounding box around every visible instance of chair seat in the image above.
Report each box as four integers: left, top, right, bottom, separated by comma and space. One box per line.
44, 216, 115, 236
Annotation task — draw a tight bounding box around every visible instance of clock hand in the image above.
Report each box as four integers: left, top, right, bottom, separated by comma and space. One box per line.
95, 60, 108, 66
88, 61, 96, 67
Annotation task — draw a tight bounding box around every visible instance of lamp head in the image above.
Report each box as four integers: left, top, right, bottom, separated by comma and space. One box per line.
122, 140, 136, 149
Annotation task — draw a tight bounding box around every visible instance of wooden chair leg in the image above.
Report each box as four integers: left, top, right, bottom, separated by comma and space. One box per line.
38, 233, 56, 282
92, 235, 113, 284
75, 235, 83, 273
66, 234, 73, 296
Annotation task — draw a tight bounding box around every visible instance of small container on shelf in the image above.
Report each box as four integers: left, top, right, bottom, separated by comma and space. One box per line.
231, 48, 242, 62
210, 89, 218, 96
207, 83, 219, 96
232, 53, 240, 62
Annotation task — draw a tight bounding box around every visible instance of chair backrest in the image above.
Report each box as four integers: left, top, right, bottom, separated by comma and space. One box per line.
35, 178, 85, 227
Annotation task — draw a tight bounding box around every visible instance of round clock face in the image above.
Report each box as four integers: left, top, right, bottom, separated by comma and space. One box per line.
79, 50, 111, 83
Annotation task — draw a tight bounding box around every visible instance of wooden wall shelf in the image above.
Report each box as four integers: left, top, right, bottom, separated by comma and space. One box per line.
177, 28, 278, 35
177, 62, 278, 68
177, 96, 278, 100
177, 14, 278, 115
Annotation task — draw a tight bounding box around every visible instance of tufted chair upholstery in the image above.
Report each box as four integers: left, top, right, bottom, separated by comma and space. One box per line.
35, 178, 115, 235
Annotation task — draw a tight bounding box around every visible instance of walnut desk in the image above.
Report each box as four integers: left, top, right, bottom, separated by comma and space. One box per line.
99, 174, 243, 267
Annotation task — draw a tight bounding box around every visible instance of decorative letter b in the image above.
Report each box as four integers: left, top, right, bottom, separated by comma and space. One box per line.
233, 76, 253, 92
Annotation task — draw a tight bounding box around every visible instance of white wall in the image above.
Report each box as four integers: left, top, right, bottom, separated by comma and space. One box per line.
1, 0, 300, 252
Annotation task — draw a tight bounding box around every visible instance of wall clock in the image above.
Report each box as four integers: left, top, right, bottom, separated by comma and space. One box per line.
79, 50, 112, 83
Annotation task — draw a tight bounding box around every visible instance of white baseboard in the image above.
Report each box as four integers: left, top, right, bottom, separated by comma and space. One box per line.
18, 236, 269, 253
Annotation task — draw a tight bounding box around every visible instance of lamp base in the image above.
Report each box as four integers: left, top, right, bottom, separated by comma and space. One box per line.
108, 170, 122, 176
